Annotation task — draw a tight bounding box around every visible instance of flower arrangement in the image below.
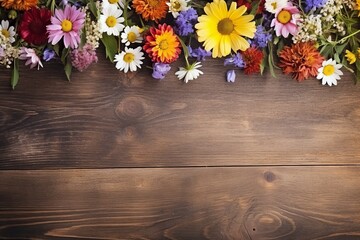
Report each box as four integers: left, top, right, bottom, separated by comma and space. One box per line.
0, 0, 359, 89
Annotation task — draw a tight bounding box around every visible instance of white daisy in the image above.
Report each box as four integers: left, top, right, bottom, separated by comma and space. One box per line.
166, 0, 190, 18
121, 26, 143, 46
102, 0, 129, 9
99, 5, 125, 36
114, 46, 144, 73
265, 0, 288, 14
175, 62, 203, 83
317, 59, 343, 86
0, 20, 16, 43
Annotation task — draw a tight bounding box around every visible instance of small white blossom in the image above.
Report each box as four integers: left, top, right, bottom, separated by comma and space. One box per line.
175, 62, 203, 83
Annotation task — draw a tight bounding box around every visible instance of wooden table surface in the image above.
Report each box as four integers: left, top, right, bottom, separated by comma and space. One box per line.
1, 52, 360, 239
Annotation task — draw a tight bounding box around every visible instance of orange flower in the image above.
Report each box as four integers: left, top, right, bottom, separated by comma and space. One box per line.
143, 24, 181, 63
132, 0, 168, 22
1, 0, 38, 10
279, 42, 324, 81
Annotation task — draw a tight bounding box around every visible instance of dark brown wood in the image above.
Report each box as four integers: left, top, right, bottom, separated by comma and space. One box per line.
1, 54, 360, 169
1, 167, 360, 239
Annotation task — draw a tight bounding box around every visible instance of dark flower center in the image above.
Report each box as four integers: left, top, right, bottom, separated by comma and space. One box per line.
29, 20, 46, 35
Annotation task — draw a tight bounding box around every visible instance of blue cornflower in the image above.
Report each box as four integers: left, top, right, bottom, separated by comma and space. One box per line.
188, 46, 211, 61
152, 63, 171, 80
43, 48, 56, 62
226, 70, 236, 83
224, 53, 245, 68
174, 8, 198, 37
304, 0, 327, 12
252, 25, 272, 49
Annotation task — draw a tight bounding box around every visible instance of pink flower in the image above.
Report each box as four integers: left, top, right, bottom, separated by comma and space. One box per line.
70, 44, 98, 72
18, 47, 43, 69
46, 5, 86, 49
271, 5, 300, 38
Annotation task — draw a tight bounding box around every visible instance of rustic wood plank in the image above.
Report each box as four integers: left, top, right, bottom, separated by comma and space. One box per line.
1, 53, 360, 168
0, 167, 360, 239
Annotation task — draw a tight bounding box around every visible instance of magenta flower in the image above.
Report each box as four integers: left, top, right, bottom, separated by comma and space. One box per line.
18, 47, 43, 69
271, 5, 300, 38
70, 44, 98, 72
46, 5, 86, 49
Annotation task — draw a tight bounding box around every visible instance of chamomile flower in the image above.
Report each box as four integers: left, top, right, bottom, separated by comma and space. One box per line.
175, 61, 203, 83
114, 46, 144, 73
166, 0, 190, 18
317, 59, 343, 86
99, 5, 125, 36
121, 26, 143, 46
0, 20, 16, 43
265, 0, 288, 13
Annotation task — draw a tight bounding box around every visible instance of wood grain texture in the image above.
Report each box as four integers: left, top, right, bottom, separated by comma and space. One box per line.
0, 167, 360, 239
1, 53, 360, 169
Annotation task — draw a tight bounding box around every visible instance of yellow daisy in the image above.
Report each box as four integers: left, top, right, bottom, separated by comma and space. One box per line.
357, 0, 360, 16
195, 0, 256, 58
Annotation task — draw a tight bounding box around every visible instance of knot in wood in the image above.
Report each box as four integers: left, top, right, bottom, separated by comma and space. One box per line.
116, 97, 145, 120
264, 171, 276, 182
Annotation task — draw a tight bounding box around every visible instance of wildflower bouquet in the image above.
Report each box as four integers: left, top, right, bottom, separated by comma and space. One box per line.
0, 0, 359, 89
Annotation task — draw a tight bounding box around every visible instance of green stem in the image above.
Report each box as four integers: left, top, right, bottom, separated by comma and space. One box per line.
335, 29, 360, 44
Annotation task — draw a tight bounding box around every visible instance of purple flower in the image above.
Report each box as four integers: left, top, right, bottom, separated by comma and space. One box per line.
43, 48, 56, 62
174, 8, 198, 37
188, 46, 211, 61
252, 25, 272, 48
304, 0, 327, 11
70, 44, 98, 72
224, 53, 245, 68
19, 47, 43, 69
152, 63, 171, 80
226, 70, 236, 83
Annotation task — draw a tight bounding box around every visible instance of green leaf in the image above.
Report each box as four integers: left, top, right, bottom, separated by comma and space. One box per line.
260, 50, 268, 75
268, 52, 276, 78
64, 58, 72, 81
88, 0, 98, 17
320, 45, 333, 58
61, 47, 70, 64
334, 52, 341, 63
53, 44, 60, 56
334, 43, 348, 55
11, 59, 19, 90
101, 34, 118, 62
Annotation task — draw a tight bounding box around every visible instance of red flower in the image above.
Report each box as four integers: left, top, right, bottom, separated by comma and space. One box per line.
279, 42, 324, 81
18, 7, 51, 45
237, 0, 265, 14
143, 24, 181, 63
242, 47, 263, 75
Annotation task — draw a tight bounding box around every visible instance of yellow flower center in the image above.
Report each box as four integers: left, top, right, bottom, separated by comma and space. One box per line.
127, 32, 137, 43
123, 53, 135, 63
106, 16, 117, 27
1, 29, 10, 38
271, 2, 277, 10
277, 10, 292, 24
109, 0, 118, 3
172, 1, 181, 10
159, 40, 169, 50
323, 65, 335, 76
217, 18, 234, 35
61, 19, 73, 32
